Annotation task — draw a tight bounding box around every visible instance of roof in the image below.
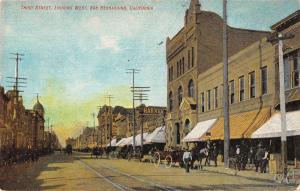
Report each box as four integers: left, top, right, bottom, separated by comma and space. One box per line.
252, 110, 300, 138
203, 108, 271, 140
182, 119, 217, 142
271, 10, 300, 31
33, 99, 44, 113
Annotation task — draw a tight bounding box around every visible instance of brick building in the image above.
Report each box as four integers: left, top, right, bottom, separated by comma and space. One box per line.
166, 0, 269, 148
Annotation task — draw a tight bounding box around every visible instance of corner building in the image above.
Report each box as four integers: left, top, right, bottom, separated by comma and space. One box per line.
166, 0, 269, 148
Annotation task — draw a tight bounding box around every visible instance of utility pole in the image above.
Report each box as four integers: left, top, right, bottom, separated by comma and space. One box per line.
268, 32, 294, 172
97, 106, 103, 148
126, 69, 140, 154
91, 112, 96, 147
105, 95, 114, 148
133, 87, 150, 153
6, 53, 26, 151
223, 0, 230, 168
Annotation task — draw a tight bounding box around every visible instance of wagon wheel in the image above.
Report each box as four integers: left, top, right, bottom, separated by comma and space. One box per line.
153, 152, 161, 167
164, 155, 173, 168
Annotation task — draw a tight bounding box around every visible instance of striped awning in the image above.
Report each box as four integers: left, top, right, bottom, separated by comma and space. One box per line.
202, 107, 271, 140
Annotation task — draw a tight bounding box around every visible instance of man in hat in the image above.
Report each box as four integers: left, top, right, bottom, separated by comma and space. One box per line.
182, 148, 192, 173
212, 143, 218, 167
255, 143, 265, 172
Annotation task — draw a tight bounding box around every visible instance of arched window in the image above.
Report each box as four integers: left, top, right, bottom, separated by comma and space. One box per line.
178, 86, 183, 106
188, 79, 194, 97
169, 91, 173, 112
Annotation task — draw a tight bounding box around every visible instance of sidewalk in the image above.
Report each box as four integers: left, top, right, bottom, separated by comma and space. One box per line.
197, 162, 300, 185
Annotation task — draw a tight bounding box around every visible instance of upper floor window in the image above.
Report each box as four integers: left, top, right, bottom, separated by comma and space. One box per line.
182, 57, 185, 74
230, 80, 235, 104
249, 72, 255, 98
261, 67, 268, 95
214, 87, 218, 108
177, 62, 179, 77
208, 90, 211, 110
201, 92, 205, 112
292, 55, 300, 88
192, 47, 195, 67
178, 86, 183, 106
188, 79, 194, 98
169, 91, 173, 112
239, 76, 245, 101
188, 50, 191, 69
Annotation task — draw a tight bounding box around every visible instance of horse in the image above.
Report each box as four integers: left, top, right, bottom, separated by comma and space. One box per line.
191, 147, 209, 170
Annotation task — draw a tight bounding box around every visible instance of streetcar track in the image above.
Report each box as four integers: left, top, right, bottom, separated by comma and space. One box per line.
79, 159, 134, 191
97, 161, 181, 191
77, 154, 180, 191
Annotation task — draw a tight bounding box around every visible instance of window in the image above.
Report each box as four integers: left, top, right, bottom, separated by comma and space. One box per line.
177, 62, 179, 77
230, 80, 235, 104
182, 57, 185, 74
208, 90, 211, 110
188, 79, 194, 97
179, 60, 182, 76
169, 91, 173, 112
178, 86, 183, 106
214, 87, 218, 108
239, 76, 245, 101
292, 55, 300, 87
284, 57, 291, 90
261, 67, 268, 95
201, 92, 205, 112
188, 50, 191, 69
176, 123, 180, 144
192, 47, 194, 67
249, 72, 255, 98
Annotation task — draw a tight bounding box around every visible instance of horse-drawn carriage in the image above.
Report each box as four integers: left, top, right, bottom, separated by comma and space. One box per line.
151, 150, 184, 168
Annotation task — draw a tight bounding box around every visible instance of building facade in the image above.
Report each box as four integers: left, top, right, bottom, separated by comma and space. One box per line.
166, 0, 270, 148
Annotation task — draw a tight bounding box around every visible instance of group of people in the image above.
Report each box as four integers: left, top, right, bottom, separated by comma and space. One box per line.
0, 146, 40, 166
182, 140, 270, 173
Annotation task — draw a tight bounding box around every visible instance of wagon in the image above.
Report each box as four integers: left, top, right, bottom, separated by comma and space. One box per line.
152, 150, 184, 168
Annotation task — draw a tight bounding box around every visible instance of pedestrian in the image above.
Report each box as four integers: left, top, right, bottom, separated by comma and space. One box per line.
205, 140, 211, 166
235, 145, 242, 171
255, 143, 264, 172
212, 143, 218, 167
182, 148, 192, 173
261, 149, 269, 173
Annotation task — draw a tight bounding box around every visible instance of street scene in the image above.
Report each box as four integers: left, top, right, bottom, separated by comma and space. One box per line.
1, 0, 300, 190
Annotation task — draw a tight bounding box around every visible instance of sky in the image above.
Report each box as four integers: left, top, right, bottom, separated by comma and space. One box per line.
0, 0, 299, 145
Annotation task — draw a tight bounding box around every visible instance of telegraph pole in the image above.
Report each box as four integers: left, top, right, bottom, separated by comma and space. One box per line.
268, 32, 294, 172
126, 69, 140, 154
133, 87, 150, 153
97, 106, 103, 148
91, 112, 96, 147
105, 95, 114, 148
223, 0, 230, 168
6, 53, 26, 151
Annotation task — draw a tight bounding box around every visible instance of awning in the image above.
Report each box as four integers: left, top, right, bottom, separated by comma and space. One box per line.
117, 136, 133, 147
145, 126, 166, 144
131, 133, 149, 146
203, 108, 271, 140
252, 110, 300, 138
182, 119, 217, 142
106, 138, 117, 147
116, 138, 127, 147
